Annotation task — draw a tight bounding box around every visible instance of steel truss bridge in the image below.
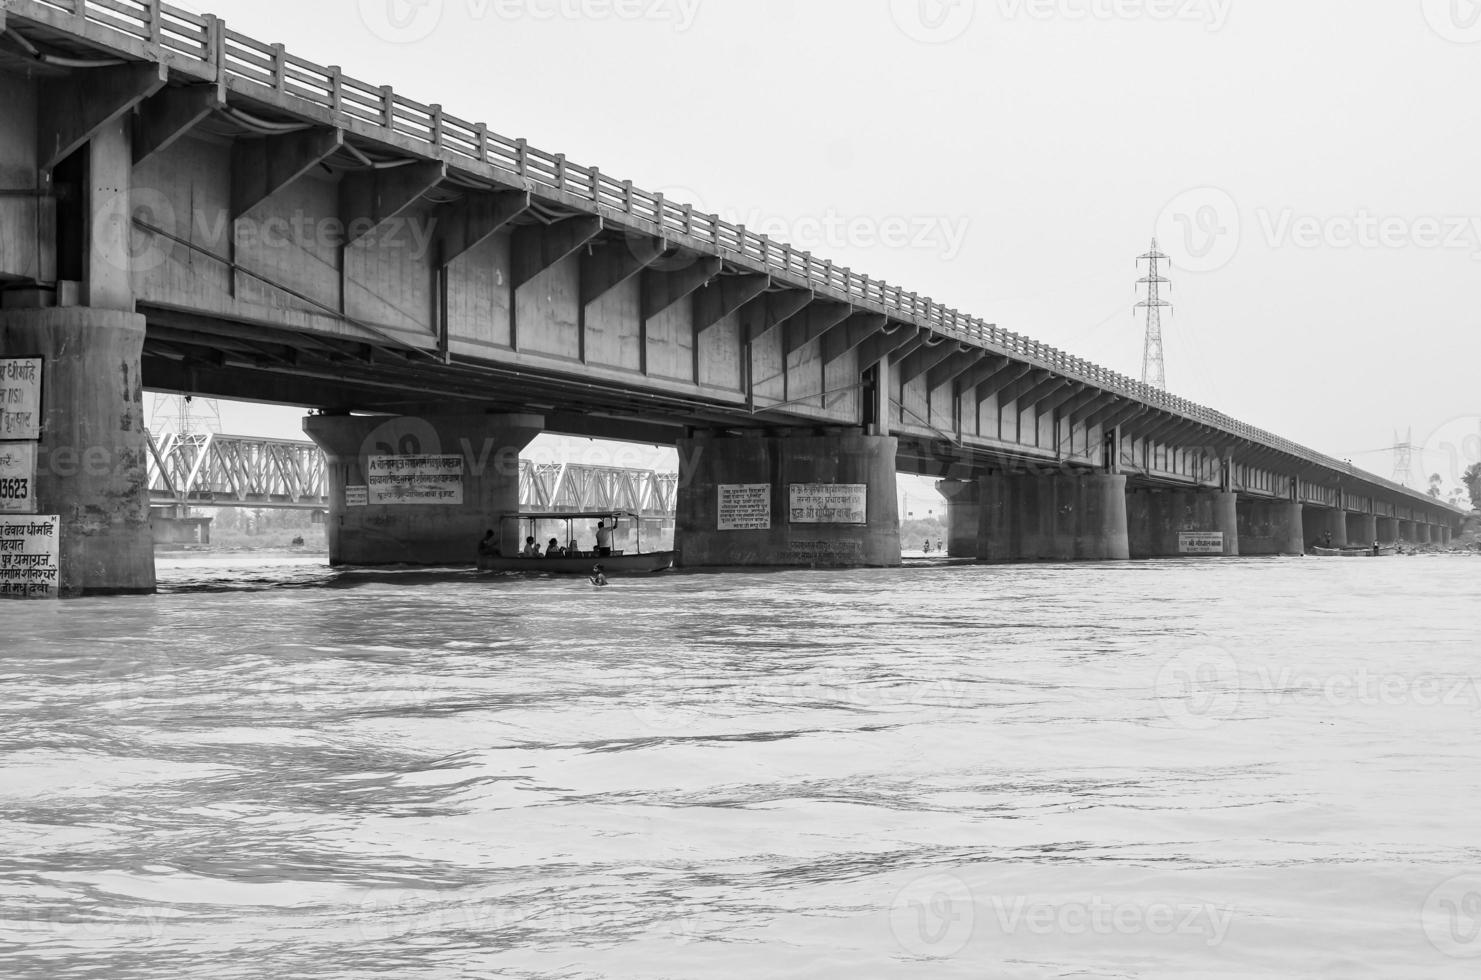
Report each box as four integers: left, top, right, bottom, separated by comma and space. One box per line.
145, 432, 677, 517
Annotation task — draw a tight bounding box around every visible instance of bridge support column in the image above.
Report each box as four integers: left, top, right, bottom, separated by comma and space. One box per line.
0, 307, 156, 595
1236, 500, 1304, 556
1378, 517, 1399, 544
1347, 513, 1378, 549
1418, 524, 1433, 545
1126, 489, 1239, 558
674, 429, 901, 568
1303, 506, 1348, 550
304, 413, 544, 565
1398, 520, 1415, 543
936, 477, 980, 558
978, 471, 1129, 563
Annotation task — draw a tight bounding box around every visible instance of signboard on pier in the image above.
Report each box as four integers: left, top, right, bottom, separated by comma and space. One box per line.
345, 485, 368, 508
367, 455, 464, 505
1179, 532, 1225, 554
1, 515, 60, 599
0, 442, 37, 514
717, 484, 771, 530
0, 358, 42, 440
789, 484, 868, 525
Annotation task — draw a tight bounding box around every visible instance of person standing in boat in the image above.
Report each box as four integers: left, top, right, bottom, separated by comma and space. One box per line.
594, 520, 613, 557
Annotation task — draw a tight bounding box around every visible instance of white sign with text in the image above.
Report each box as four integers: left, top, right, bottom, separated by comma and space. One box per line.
0, 358, 42, 440
1179, 532, 1225, 554
0, 442, 37, 514
717, 484, 771, 530
367, 456, 464, 505
1, 514, 60, 599
789, 484, 868, 525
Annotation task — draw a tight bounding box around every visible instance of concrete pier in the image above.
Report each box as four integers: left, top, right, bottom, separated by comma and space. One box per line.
1347, 514, 1378, 548
1378, 517, 1400, 544
304, 413, 543, 565
675, 429, 901, 568
0, 307, 156, 595
979, 471, 1129, 562
1237, 500, 1305, 556
936, 478, 980, 558
1304, 506, 1348, 549
1126, 489, 1239, 558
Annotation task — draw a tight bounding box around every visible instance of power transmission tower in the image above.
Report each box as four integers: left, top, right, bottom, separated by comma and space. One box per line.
148, 392, 222, 436
1135, 239, 1172, 390
1391, 428, 1415, 487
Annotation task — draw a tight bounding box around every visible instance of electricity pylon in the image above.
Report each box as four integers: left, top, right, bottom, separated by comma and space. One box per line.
1135, 239, 1172, 390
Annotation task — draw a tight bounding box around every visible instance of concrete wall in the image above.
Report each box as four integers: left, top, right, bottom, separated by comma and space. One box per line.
1237, 500, 1303, 556
979, 472, 1129, 562
0, 307, 155, 594
1126, 490, 1239, 558
675, 430, 900, 568
304, 413, 543, 565
0, 78, 43, 282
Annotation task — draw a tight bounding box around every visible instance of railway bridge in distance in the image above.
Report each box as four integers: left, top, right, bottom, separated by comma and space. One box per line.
0, 0, 1465, 593
144, 431, 678, 544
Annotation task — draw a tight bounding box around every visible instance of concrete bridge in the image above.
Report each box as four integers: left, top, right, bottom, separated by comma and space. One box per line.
0, 0, 1464, 593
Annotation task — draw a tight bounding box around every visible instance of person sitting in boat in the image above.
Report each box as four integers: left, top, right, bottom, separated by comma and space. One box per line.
477, 529, 499, 558
1323, 531, 1333, 548
594, 520, 613, 557
589, 564, 608, 587
567, 538, 579, 557
522, 536, 541, 558
545, 537, 563, 558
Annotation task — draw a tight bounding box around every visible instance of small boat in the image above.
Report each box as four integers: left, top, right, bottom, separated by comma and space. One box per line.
1310, 546, 1397, 557
477, 510, 674, 575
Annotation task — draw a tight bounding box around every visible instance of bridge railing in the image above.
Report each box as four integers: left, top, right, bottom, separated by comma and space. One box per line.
10, 0, 1458, 512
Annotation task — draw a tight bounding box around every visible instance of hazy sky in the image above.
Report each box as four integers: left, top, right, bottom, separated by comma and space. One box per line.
170, 0, 1481, 492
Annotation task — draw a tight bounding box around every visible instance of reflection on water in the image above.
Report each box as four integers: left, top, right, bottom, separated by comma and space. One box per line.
2, 553, 1480, 978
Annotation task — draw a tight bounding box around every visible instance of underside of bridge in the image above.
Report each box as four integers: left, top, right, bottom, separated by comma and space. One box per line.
0, 2, 1464, 592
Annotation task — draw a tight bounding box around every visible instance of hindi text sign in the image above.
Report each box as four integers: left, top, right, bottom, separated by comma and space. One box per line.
345, 485, 368, 508
367, 455, 464, 505
789, 484, 868, 525
1, 515, 60, 599
0, 358, 42, 440
1179, 532, 1225, 555
717, 484, 771, 530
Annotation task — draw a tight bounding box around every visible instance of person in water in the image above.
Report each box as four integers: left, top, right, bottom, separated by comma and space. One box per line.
545, 537, 563, 558
589, 564, 608, 587
477, 529, 499, 558
594, 520, 613, 557
522, 536, 540, 558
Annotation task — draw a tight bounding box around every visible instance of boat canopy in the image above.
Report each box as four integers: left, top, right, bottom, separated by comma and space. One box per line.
499, 511, 643, 522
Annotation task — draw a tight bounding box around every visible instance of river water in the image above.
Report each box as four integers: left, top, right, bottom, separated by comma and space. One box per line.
3, 553, 1479, 978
